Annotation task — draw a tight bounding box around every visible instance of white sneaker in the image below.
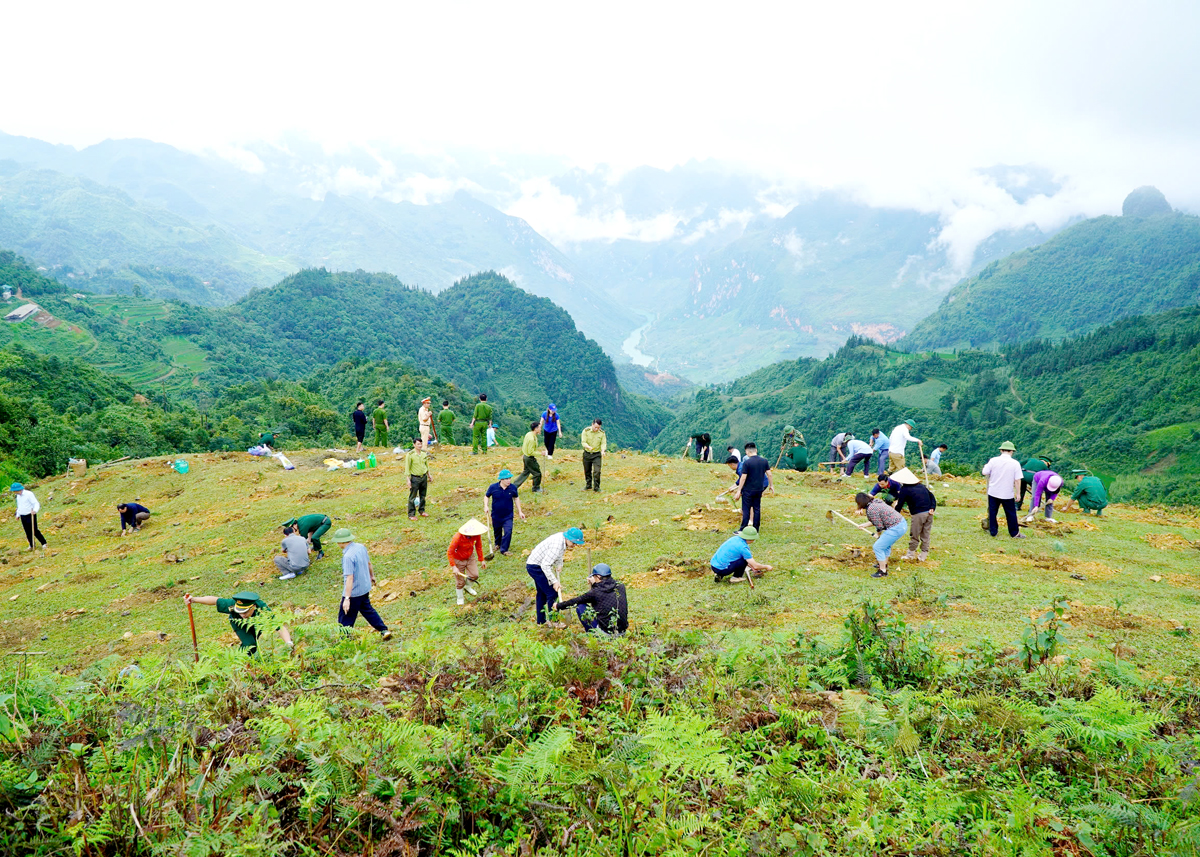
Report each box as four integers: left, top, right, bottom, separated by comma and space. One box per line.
278, 572, 296, 580
728, 575, 746, 584
465, 584, 477, 596
1023, 515, 1035, 524
1045, 517, 1058, 523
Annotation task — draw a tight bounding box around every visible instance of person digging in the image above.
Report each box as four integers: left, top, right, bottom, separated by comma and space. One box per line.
855, 492, 908, 578
555, 563, 628, 634
710, 526, 772, 583
1024, 471, 1064, 523
449, 518, 488, 606
184, 591, 293, 656
890, 468, 937, 561
526, 527, 585, 625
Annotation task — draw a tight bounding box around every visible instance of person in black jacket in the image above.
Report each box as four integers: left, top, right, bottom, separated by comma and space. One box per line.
890, 468, 937, 561
117, 501, 151, 535
556, 563, 628, 634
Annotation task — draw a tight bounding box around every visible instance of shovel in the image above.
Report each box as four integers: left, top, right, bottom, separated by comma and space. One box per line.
917, 440, 930, 488
483, 498, 495, 560
826, 509, 873, 533
186, 597, 199, 663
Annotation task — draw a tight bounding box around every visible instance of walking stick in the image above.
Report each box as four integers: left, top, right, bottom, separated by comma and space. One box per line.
186, 597, 199, 663
682, 439, 692, 459
483, 498, 495, 560
918, 441, 930, 488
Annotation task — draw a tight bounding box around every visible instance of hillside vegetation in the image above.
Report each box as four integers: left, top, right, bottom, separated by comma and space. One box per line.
3, 446, 1200, 854
904, 205, 1200, 351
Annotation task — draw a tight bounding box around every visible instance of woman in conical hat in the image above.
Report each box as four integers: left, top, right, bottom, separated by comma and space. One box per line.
448, 518, 489, 605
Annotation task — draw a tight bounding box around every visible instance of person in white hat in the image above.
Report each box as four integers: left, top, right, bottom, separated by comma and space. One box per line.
890, 468, 938, 561
448, 519, 488, 605
418, 397, 434, 445
1024, 469, 1064, 523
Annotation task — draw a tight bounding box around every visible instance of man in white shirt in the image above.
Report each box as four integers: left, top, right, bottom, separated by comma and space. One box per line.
10, 483, 46, 552
525, 527, 585, 625
982, 441, 1025, 538
887, 421, 919, 472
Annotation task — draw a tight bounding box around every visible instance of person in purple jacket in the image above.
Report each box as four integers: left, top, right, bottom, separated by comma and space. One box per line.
1024, 470, 1064, 523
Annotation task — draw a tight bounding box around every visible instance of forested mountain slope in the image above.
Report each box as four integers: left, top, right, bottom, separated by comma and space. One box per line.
904, 197, 1200, 350
654, 307, 1200, 504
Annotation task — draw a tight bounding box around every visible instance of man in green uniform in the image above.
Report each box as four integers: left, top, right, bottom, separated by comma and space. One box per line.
372, 400, 389, 448
437, 400, 456, 446
404, 438, 431, 518
184, 591, 293, 655
1018, 454, 1053, 510
258, 431, 277, 451
281, 513, 333, 559
471, 394, 493, 455
778, 425, 809, 471
1060, 474, 1109, 516
581, 418, 607, 491
513, 421, 543, 492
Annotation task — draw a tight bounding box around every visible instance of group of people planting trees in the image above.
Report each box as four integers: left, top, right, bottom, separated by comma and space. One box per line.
11, 390, 1114, 656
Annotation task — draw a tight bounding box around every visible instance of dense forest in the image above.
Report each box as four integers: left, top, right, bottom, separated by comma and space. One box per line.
903, 202, 1200, 350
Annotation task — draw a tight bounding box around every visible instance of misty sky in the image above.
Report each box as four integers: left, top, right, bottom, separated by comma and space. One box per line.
5, 1, 1199, 250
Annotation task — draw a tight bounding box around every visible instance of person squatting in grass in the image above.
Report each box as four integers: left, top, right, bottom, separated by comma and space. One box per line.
856, 492, 908, 578
926, 443, 948, 476
275, 524, 311, 580
983, 441, 1025, 539
1024, 470, 1064, 522
184, 591, 293, 655
710, 526, 771, 583
555, 563, 628, 634
485, 469, 525, 556
10, 483, 46, 552
448, 518, 488, 606
889, 468, 937, 562
581, 419, 607, 491
732, 442, 771, 532
117, 501, 151, 535
404, 438, 431, 519
539, 403, 560, 458
512, 422, 544, 493
280, 513, 333, 559
334, 528, 391, 639
526, 527, 585, 624
1060, 473, 1109, 516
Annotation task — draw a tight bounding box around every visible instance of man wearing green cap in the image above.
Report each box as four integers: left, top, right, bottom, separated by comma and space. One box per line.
184, 592, 293, 655
982, 441, 1024, 538
556, 563, 628, 634
512, 421, 543, 493
280, 513, 332, 559
404, 438, 431, 519
526, 527, 585, 624
1060, 474, 1109, 516
710, 526, 772, 583
887, 420, 919, 473
334, 528, 391, 639
470, 394, 493, 455
779, 427, 809, 472
372, 400, 389, 448
485, 469, 525, 556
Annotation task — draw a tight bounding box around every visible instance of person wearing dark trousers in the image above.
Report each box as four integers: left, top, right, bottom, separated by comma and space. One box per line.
732, 442, 771, 532
485, 469, 525, 556
404, 438, 431, 519
334, 528, 391, 639
11, 483, 46, 552
540, 403, 560, 458
556, 563, 628, 634
512, 422, 543, 492
710, 527, 771, 583
526, 527, 585, 625
352, 401, 368, 453
983, 441, 1024, 539
581, 419, 607, 492
842, 437, 874, 477
117, 501, 151, 535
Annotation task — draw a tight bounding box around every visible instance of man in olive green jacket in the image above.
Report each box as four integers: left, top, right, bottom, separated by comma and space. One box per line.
581, 418, 607, 492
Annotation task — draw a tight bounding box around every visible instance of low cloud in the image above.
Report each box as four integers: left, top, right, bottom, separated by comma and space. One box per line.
505, 177, 682, 244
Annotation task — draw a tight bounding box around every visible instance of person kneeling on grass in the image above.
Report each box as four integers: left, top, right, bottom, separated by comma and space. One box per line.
118, 501, 151, 535
184, 591, 293, 655
856, 492, 908, 578
555, 563, 628, 634
449, 518, 488, 605
710, 526, 772, 583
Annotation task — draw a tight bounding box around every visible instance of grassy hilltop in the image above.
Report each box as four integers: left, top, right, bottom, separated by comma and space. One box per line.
5, 447, 1200, 854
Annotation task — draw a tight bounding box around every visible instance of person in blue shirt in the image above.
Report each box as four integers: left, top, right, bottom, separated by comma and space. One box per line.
484, 469, 526, 556
926, 444, 948, 476
334, 528, 391, 639
870, 428, 890, 476
117, 501, 151, 535
732, 443, 771, 533
870, 472, 902, 504
539, 403, 561, 458
843, 437, 874, 477
710, 526, 772, 583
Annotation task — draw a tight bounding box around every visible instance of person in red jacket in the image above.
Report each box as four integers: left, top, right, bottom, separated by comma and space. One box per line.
448, 518, 488, 606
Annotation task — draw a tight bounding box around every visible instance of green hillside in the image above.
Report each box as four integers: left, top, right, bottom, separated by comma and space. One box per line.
653, 307, 1200, 505
904, 202, 1200, 351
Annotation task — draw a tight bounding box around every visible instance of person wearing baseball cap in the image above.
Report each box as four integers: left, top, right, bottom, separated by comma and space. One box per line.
539, 403, 560, 458
10, 483, 46, 553
982, 441, 1025, 539
448, 518, 489, 605
710, 526, 772, 583
485, 469, 526, 557
556, 563, 628, 634
334, 528, 392, 639
1025, 469, 1064, 523
184, 591, 293, 655
418, 397, 435, 445
526, 527, 584, 624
